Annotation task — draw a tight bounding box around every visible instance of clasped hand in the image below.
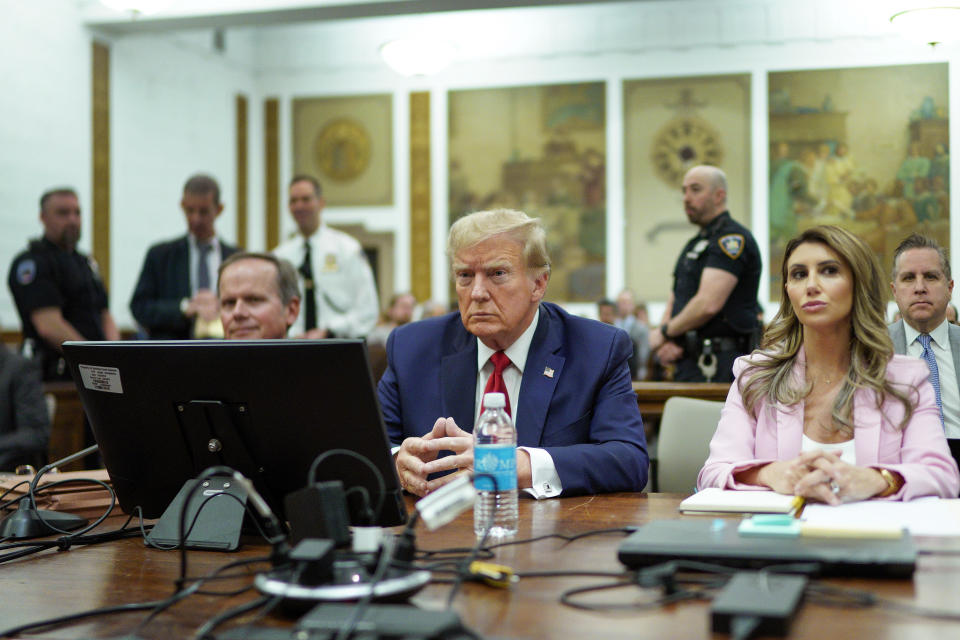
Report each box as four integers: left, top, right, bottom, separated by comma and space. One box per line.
395, 417, 474, 497
757, 450, 888, 505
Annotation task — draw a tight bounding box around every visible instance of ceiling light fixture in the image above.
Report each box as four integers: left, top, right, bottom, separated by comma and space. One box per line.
379, 38, 457, 77
890, 6, 960, 46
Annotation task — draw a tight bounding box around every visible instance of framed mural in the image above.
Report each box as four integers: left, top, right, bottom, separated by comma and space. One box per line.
623, 75, 751, 303
768, 63, 949, 298
448, 82, 606, 302
292, 94, 393, 206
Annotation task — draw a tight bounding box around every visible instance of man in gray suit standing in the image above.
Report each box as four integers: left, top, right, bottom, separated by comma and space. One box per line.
889, 233, 960, 476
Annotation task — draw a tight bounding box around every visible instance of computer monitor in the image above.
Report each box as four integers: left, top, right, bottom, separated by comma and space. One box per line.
61, 340, 406, 527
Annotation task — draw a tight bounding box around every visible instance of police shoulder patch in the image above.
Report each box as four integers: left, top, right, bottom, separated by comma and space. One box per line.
718, 234, 745, 259
15, 259, 37, 285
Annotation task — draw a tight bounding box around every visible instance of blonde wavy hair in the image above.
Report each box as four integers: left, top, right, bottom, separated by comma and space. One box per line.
446, 208, 551, 279
739, 225, 913, 433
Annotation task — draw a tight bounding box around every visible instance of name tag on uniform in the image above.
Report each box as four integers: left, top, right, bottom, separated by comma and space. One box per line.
686, 239, 708, 259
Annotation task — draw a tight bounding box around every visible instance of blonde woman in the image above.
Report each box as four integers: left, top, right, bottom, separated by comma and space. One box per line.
698, 225, 959, 502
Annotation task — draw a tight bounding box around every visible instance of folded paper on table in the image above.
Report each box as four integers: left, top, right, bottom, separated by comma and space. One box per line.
0, 469, 114, 515
802, 497, 960, 537
679, 488, 797, 514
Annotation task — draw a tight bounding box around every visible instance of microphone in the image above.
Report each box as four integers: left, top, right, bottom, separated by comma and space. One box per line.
0, 444, 100, 539
231, 471, 289, 564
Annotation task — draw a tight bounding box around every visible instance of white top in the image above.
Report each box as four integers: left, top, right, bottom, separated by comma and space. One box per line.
273, 223, 379, 338
800, 433, 856, 465
473, 309, 562, 499
188, 234, 222, 295
904, 318, 960, 439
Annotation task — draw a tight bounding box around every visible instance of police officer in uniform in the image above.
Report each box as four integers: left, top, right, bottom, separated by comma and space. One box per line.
7, 187, 119, 381
649, 166, 761, 382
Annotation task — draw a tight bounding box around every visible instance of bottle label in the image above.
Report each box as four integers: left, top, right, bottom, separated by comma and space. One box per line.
474, 444, 517, 491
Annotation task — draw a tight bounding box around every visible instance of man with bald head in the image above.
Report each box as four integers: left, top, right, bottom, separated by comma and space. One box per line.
648, 165, 761, 382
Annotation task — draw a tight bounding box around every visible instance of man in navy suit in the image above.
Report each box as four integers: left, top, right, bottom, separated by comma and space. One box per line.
378, 208, 648, 498
130, 174, 238, 339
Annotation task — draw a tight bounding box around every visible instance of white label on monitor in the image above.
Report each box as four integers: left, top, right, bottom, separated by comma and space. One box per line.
78, 365, 123, 394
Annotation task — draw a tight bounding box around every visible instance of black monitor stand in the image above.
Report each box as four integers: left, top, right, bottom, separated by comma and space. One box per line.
146, 399, 269, 551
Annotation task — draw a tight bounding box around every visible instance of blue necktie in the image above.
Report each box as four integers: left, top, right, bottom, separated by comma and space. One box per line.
919, 333, 945, 427
197, 242, 212, 290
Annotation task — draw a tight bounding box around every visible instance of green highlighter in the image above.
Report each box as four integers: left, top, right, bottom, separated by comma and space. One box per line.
738, 514, 802, 538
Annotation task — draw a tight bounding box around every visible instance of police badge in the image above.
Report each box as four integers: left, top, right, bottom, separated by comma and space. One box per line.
718, 234, 745, 259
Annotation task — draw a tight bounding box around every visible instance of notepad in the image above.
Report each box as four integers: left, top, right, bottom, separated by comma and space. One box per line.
678, 488, 797, 514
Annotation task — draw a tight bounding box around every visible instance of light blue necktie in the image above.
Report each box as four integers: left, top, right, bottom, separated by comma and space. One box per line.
919, 333, 945, 427
197, 242, 212, 290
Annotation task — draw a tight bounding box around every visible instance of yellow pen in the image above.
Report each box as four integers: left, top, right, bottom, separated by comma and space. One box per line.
791, 495, 806, 518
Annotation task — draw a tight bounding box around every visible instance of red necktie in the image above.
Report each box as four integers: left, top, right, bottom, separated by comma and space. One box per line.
482, 351, 512, 416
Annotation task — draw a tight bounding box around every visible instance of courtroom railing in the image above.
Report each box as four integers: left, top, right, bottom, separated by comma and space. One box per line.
632, 381, 730, 424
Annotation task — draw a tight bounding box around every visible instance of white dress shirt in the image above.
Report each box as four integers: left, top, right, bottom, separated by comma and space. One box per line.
187, 234, 222, 295
273, 223, 379, 338
904, 319, 960, 439
474, 309, 562, 499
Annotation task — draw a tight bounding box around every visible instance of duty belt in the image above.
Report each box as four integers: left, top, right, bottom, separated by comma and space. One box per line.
684, 333, 750, 383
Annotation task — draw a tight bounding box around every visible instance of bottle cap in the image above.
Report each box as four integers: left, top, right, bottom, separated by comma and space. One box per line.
483, 392, 506, 408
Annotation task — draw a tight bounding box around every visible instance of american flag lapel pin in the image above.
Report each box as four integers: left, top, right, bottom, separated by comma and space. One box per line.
543, 366, 555, 378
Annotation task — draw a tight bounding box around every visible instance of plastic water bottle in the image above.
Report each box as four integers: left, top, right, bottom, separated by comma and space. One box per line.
473, 392, 518, 537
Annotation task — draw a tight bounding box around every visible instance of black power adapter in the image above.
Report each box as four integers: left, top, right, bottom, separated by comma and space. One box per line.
710, 571, 807, 638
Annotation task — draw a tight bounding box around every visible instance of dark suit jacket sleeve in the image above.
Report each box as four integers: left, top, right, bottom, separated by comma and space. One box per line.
0, 352, 49, 469
129, 244, 190, 337
542, 329, 648, 495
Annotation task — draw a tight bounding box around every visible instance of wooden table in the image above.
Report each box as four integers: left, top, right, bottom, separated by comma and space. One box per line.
3, 493, 960, 639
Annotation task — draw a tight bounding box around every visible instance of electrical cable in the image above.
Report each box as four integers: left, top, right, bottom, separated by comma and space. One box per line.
484, 526, 636, 550
191, 595, 273, 640
29, 477, 116, 536
0, 479, 30, 509
445, 472, 496, 608
131, 555, 272, 637
308, 448, 386, 523
223, 563, 306, 639
0, 597, 166, 638
414, 526, 634, 563
558, 560, 737, 612
175, 466, 245, 588
333, 534, 397, 640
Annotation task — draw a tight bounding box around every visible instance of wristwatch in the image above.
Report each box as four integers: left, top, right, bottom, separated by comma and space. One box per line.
874, 467, 904, 498
659, 324, 670, 341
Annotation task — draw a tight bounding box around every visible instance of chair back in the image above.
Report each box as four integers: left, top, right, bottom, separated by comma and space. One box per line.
656, 396, 723, 493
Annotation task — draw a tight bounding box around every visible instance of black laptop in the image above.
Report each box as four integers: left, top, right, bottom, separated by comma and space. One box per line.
618, 519, 917, 578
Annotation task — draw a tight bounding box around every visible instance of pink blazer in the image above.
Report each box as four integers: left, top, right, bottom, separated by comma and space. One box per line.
697, 352, 960, 500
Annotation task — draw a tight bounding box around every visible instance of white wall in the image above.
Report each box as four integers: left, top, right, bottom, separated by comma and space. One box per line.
3, 0, 960, 331
0, 0, 91, 329
110, 28, 257, 328
248, 0, 960, 313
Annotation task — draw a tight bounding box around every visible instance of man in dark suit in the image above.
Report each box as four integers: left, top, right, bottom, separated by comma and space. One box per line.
130, 174, 238, 339
889, 233, 960, 475
378, 208, 648, 498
